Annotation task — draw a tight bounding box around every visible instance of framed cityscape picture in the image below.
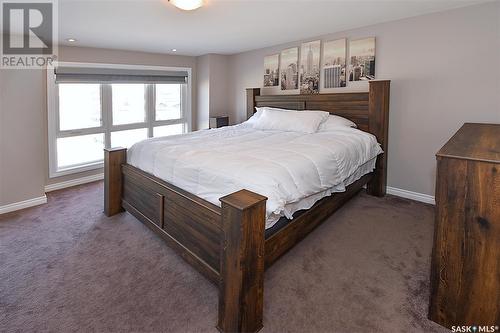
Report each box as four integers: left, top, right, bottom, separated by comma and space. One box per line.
263, 54, 279, 87
280, 47, 299, 90
349, 37, 376, 82
299, 40, 320, 94
321, 38, 346, 91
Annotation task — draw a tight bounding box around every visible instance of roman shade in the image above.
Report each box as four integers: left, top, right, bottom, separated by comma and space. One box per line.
55, 66, 188, 84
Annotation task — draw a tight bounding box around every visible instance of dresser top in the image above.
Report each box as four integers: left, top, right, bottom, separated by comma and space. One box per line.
437, 123, 500, 163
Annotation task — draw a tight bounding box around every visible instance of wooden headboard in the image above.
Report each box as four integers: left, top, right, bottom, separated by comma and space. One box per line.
246, 80, 390, 196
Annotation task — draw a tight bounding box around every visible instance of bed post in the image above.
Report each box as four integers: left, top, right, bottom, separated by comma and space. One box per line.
218, 189, 267, 333
104, 147, 127, 216
367, 80, 390, 197
246, 88, 260, 120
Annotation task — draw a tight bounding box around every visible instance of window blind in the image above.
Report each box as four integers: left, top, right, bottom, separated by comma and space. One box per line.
54, 66, 188, 84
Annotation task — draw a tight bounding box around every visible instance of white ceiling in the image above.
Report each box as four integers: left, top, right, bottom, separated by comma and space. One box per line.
54, 0, 490, 56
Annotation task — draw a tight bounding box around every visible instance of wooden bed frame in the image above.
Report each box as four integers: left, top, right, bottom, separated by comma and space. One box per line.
104, 80, 390, 332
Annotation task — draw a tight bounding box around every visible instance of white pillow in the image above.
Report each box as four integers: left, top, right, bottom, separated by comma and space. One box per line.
318, 114, 357, 131
252, 108, 329, 134
245, 108, 265, 124
247, 107, 285, 123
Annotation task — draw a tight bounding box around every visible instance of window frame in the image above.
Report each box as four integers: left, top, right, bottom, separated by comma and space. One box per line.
47, 61, 192, 178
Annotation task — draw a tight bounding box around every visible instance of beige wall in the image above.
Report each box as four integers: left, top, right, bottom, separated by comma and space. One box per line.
227, 2, 500, 197
1, 69, 47, 204
207, 54, 231, 118
196, 54, 231, 129
0, 46, 198, 206
196, 54, 210, 130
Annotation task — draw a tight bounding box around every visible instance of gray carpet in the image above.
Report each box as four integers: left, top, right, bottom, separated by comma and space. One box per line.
0, 181, 447, 332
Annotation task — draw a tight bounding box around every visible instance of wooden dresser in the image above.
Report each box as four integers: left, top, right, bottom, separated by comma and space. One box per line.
429, 123, 500, 328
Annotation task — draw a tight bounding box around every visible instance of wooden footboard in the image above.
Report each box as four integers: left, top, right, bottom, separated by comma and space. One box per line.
104, 147, 267, 332
104, 148, 372, 332
219, 190, 267, 332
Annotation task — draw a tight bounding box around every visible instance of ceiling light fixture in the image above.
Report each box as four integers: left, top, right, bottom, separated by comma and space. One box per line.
66, 38, 77, 42
169, 0, 203, 11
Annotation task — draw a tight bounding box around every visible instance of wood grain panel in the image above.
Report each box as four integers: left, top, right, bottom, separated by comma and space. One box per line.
255, 92, 369, 103
430, 123, 500, 328
366, 80, 390, 196
429, 157, 468, 326
163, 198, 221, 271
437, 123, 500, 163
246, 88, 260, 120
104, 148, 126, 216
255, 101, 305, 110
122, 164, 222, 223
253, 92, 369, 129
121, 164, 223, 281
123, 176, 162, 227
218, 190, 267, 333
122, 200, 220, 284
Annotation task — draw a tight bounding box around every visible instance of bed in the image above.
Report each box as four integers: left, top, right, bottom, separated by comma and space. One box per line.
104, 80, 390, 332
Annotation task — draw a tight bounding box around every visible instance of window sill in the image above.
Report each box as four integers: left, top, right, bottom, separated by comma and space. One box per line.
50, 160, 104, 178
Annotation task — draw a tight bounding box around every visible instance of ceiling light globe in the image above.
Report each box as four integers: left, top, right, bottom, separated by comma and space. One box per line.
170, 0, 203, 11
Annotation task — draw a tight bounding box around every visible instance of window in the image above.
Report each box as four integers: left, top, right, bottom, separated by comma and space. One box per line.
155, 84, 181, 120
57, 134, 105, 168
112, 84, 146, 125
58, 84, 101, 130
153, 124, 185, 137
47, 62, 191, 177
111, 128, 148, 148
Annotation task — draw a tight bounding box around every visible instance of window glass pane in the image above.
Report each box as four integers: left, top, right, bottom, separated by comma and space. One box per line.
111, 128, 148, 149
155, 84, 181, 120
57, 134, 104, 168
153, 124, 184, 137
112, 84, 146, 125
59, 84, 101, 131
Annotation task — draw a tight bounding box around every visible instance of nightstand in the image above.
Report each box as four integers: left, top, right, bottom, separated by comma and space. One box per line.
209, 116, 229, 129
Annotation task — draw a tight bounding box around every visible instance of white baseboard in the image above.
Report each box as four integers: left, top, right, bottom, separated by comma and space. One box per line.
386, 186, 435, 205
45, 173, 104, 192
1, 177, 433, 215
0, 195, 47, 215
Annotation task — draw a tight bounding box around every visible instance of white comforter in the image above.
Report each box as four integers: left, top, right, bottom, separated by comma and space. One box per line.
127, 123, 382, 228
